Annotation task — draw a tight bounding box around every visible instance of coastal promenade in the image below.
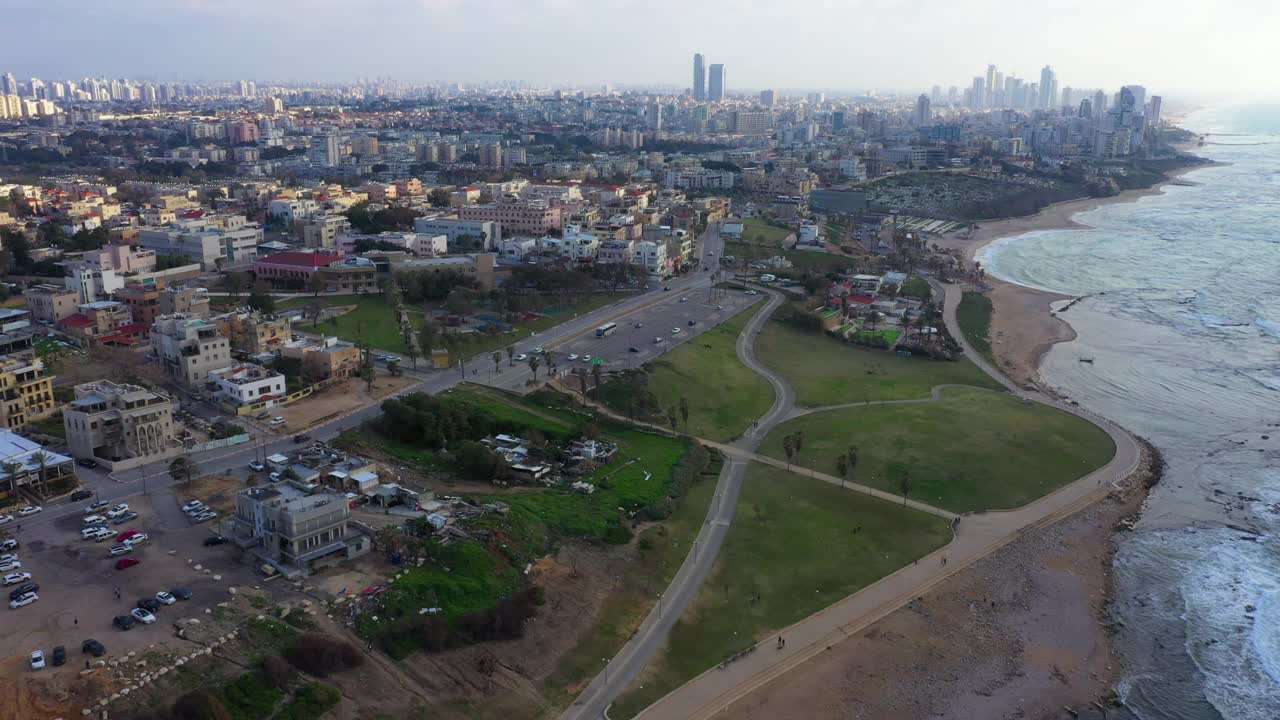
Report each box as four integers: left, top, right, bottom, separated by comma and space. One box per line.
623, 281, 1142, 720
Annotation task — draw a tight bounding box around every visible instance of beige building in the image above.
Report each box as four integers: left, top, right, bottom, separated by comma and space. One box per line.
62, 380, 180, 469
0, 356, 55, 429
280, 336, 361, 382
151, 315, 232, 388
302, 214, 350, 250
213, 310, 292, 354
24, 284, 80, 323
231, 480, 370, 575
159, 285, 211, 319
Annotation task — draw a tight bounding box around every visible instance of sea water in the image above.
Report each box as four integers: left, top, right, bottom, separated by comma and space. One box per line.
977, 104, 1280, 720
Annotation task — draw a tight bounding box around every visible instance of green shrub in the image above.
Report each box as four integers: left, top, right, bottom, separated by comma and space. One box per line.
284, 635, 364, 677
220, 671, 282, 720
276, 683, 342, 720
172, 690, 232, 720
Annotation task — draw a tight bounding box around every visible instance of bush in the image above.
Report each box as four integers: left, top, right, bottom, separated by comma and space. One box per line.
260, 654, 295, 690
172, 689, 232, 720
276, 683, 342, 720
284, 635, 364, 677
220, 671, 282, 720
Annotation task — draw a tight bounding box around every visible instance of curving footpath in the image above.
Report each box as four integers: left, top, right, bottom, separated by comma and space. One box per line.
626, 281, 1142, 720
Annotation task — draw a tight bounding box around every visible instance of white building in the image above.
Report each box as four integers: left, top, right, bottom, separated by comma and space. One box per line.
798, 222, 821, 245
633, 240, 668, 276
208, 363, 287, 408
498, 238, 538, 261
558, 225, 600, 261
64, 263, 124, 304
411, 234, 448, 256
268, 198, 319, 225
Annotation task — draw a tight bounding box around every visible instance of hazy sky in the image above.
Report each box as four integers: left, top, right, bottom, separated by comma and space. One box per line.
2, 0, 1274, 100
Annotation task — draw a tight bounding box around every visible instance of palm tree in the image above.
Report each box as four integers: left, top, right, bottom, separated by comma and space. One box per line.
835, 454, 848, 488
29, 451, 51, 498
666, 406, 678, 435
169, 457, 196, 488
492, 352, 501, 373
782, 435, 795, 468
505, 346, 515, 367
1, 460, 22, 499
899, 470, 911, 507
527, 356, 541, 380
403, 343, 419, 370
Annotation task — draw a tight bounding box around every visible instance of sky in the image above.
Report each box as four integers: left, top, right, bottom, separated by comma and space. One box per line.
2, 0, 1275, 101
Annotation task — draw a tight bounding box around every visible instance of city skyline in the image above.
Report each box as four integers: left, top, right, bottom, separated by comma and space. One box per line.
0, 0, 1272, 100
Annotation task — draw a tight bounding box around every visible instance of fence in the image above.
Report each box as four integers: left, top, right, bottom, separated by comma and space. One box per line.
186, 433, 253, 453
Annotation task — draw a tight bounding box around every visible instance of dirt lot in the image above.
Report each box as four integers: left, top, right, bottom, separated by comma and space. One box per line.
269, 371, 419, 434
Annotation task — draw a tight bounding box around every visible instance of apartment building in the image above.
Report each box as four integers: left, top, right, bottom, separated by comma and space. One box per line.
458, 199, 562, 236
268, 198, 319, 224
0, 430, 74, 502
64, 262, 125, 304
208, 363, 286, 409
115, 286, 163, 326
253, 251, 341, 286
213, 309, 292, 354
231, 480, 370, 576
24, 284, 79, 323
412, 216, 499, 251
62, 380, 179, 469
138, 218, 262, 270
59, 301, 133, 345
317, 257, 378, 294
0, 356, 55, 429
82, 244, 157, 275
280, 336, 361, 382
159, 285, 211, 319
301, 214, 350, 251
151, 315, 232, 387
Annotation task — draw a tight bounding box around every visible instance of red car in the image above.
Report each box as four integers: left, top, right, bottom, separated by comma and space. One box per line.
115, 558, 141, 571
115, 529, 140, 543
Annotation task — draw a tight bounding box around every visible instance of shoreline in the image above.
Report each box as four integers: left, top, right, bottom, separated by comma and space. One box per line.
938, 159, 1218, 386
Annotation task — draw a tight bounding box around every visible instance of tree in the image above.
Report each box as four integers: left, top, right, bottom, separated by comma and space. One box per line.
576, 368, 589, 399
527, 356, 541, 380
387, 359, 402, 377
308, 272, 327, 297
666, 405, 679, 435
506, 346, 515, 367
836, 454, 848, 488
428, 188, 451, 208
678, 397, 689, 430
361, 362, 376, 391
899, 470, 911, 506
247, 290, 275, 314
793, 431, 804, 456
28, 451, 51, 497
168, 457, 196, 488
373, 525, 403, 554
305, 300, 322, 328
403, 341, 419, 369
1, 460, 21, 497
782, 434, 795, 468
591, 364, 603, 389
847, 446, 858, 487
226, 271, 248, 298
492, 351, 501, 373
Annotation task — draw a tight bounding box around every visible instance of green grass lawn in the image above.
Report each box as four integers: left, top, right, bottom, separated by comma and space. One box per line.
957, 291, 995, 363
444, 292, 621, 359
597, 303, 773, 442
724, 240, 859, 274
756, 319, 1004, 406
740, 218, 793, 246
612, 463, 951, 718
760, 386, 1116, 512
899, 275, 932, 300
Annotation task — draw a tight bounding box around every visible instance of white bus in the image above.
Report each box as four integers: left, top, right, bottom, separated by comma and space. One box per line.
595, 322, 618, 338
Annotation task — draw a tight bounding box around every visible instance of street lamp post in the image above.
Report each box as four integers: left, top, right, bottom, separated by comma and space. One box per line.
602, 657, 610, 685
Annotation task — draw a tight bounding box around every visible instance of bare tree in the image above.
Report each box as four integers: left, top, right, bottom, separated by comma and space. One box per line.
678, 396, 689, 430
783, 434, 795, 468
492, 351, 501, 373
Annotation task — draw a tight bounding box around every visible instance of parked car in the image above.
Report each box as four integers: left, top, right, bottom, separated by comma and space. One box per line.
193, 511, 217, 523
0, 560, 21, 572
170, 588, 192, 601
17, 506, 41, 517
3, 572, 31, 585
83, 515, 105, 525
269, 472, 282, 482
155, 591, 176, 605
30, 650, 44, 670
124, 533, 149, 547
106, 507, 129, 520
76, 458, 98, 469
69, 489, 93, 501
269, 417, 285, 426
0, 538, 17, 552
254, 410, 270, 420
112, 512, 138, 525
51, 645, 66, 666
181, 500, 205, 513
131, 608, 156, 625
115, 558, 141, 571
115, 529, 140, 543
91, 528, 113, 542
9, 582, 37, 600
81, 639, 106, 656
112, 615, 135, 631
84, 500, 109, 513
248, 461, 266, 472
0, 514, 14, 526
203, 535, 228, 546
9, 591, 38, 609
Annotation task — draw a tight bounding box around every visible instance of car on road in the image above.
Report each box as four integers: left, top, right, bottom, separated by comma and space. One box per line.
82, 639, 106, 656
116, 529, 140, 543
248, 461, 266, 472
653, 337, 663, 344
124, 533, 149, 547
688, 320, 696, 326
112, 512, 138, 525
170, 588, 192, 601
17, 506, 41, 517
30, 650, 44, 670
9, 591, 37, 609
203, 535, 228, 546
76, 458, 98, 469
269, 417, 285, 426
629, 346, 639, 353
0, 514, 13, 526
107, 546, 130, 557
679, 297, 688, 303
84, 500, 109, 513
193, 511, 217, 523
567, 354, 578, 361
634, 322, 643, 329
51, 646, 65, 666
663, 286, 670, 291
181, 500, 205, 513
70, 489, 93, 501
112, 615, 135, 631
0, 560, 21, 572
3, 572, 30, 585
715, 305, 724, 311
532, 347, 544, 354
9, 581, 37, 600
745, 290, 759, 296
115, 558, 141, 571
155, 591, 176, 605
671, 327, 681, 335
580, 355, 592, 363
136, 597, 162, 613
293, 434, 312, 443
514, 353, 527, 361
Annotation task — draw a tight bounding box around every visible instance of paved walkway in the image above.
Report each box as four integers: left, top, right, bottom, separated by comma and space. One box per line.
628, 281, 1142, 720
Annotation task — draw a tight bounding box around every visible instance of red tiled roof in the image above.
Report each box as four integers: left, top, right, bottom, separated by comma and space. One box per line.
116, 322, 150, 334
60, 314, 94, 328
847, 295, 876, 305
97, 334, 137, 346
256, 251, 340, 269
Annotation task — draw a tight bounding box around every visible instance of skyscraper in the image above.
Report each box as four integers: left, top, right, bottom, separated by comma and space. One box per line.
692, 53, 706, 101
1079, 98, 1092, 119
708, 64, 726, 101
759, 89, 776, 107
1123, 85, 1147, 115
985, 64, 996, 107
1093, 90, 1107, 115
971, 77, 985, 110
1, 72, 16, 96
1149, 95, 1162, 126
1039, 66, 1058, 109
914, 94, 931, 126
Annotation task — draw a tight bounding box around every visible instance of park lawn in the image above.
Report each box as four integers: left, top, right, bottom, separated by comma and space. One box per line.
957, 290, 995, 363
444, 292, 622, 359
612, 463, 951, 718
756, 319, 1004, 406
899, 275, 933, 300
603, 302, 772, 442
760, 386, 1116, 512
740, 218, 792, 246
784, 248, 860, 273
279, 295, 413, 351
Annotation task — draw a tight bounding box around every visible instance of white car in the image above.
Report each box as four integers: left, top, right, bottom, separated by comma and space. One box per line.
248, 461, 266, 472
82, 527, 103, 540
83, 515, 106, 525
0, 554, 16, 564
181, 500, 205, 513
532, 347, 544, 354
124, 533, 149, 547
30, 650, 44, 670
269, 472, 281, 482
515, 353, 527, 361
580, 355, 592, 363
193, 511, 217, 523
679, 297, 688, 303
92, 529, 114, 542
8, 591, 37, 609
567, 354, 578, 361
745, 290, 759, 296
3, 571, 30, 585
671, 327, 681, 335
16, 506, 41, 517
107, 545, 130, 557
0, 560, 22, 572
106, 507, 128, 520
155, 591, 176, 605
0, 514, 13, 526
269, 417, 285, 426
84, 500, 109, 513
129, 608, 156, 625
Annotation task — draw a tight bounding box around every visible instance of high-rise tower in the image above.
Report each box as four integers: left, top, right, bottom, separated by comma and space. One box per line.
708, 64, 726, 101
693, 53, 706, 101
